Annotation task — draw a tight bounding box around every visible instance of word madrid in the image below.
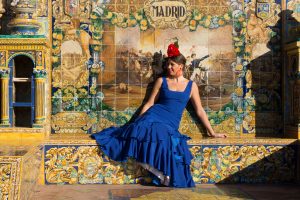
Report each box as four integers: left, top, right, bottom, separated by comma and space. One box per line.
152, 5, 186, 18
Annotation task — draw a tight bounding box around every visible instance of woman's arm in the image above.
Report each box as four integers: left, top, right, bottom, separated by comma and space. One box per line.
139, 77, 163, 116
190, 82, 227, 138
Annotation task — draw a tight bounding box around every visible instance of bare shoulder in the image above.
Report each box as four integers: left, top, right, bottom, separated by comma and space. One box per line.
153, 77, 163, 88
191, 81, 198, 91
190, 81, 201, 99
156, 77, 163, 83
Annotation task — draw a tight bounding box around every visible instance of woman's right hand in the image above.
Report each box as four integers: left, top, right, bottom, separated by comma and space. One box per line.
211, 133, 227, 138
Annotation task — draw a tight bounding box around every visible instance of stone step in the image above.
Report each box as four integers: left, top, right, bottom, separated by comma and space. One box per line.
31, 184, 300, 200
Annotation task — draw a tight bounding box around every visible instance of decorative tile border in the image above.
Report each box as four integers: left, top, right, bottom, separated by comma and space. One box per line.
0, 157, 22, 200
190, 144, 297, 183
44, 142, 298, 185
0, 145, 43, 200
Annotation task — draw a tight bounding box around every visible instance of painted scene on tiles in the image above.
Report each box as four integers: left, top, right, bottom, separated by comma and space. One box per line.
49, 0, 283, 138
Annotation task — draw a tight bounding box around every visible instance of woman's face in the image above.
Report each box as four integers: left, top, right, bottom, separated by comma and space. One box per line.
167, 60, 183, 77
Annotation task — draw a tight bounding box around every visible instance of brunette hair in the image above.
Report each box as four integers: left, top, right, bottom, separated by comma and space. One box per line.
168, 53, 186, 66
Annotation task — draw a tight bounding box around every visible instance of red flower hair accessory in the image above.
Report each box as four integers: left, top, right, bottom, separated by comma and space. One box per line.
167, 43, 180, 57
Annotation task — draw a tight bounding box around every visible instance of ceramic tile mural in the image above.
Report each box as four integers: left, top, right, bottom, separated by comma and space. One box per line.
43, 143, 297, 184
50, 0, 285, 137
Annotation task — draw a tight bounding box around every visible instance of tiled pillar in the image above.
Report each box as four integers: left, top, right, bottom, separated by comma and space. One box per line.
8, 0, 40, 34
0, 68, 10, 126
33, 69, 46, 128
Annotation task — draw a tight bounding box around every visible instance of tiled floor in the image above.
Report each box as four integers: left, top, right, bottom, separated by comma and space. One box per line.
31, 184, 300, 200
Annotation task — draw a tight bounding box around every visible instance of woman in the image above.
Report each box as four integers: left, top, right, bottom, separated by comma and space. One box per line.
91, 43, 227, 188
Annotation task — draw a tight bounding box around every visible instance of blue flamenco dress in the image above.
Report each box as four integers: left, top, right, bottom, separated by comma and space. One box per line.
91, 77, 195, 188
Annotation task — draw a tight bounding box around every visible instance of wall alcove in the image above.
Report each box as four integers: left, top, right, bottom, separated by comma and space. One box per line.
9, 55, 35, 127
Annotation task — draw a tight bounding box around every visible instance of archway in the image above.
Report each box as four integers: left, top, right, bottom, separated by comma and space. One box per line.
9, 55, 35, 127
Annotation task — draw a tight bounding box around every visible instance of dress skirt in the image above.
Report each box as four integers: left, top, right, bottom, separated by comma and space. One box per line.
91, 107, 195, 188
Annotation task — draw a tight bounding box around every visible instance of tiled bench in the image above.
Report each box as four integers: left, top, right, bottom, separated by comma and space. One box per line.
42, 138, 300, 185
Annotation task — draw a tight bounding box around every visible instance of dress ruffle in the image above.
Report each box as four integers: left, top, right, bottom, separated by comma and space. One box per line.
91, 114, 195, 188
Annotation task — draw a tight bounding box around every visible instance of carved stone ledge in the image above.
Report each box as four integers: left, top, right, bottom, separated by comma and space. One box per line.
43, 137, 299, 146
0, 128, 44, 133
0, 38, 48, 46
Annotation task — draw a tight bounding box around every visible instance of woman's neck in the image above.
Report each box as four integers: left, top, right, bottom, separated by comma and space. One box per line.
168, 75, 185, 82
